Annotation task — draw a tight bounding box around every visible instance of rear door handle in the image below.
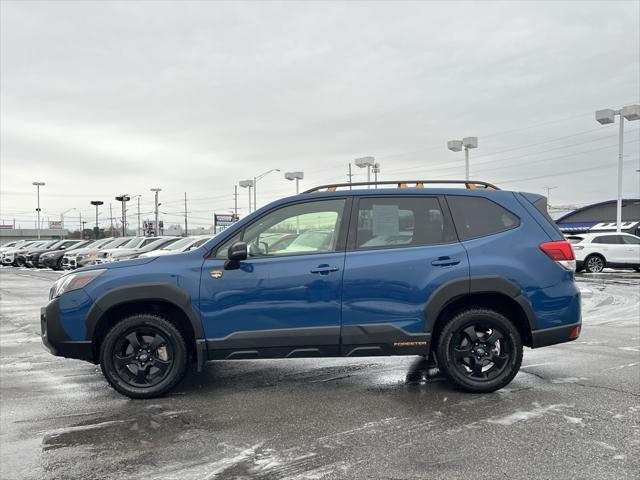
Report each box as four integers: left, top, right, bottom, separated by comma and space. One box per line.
310, 264, 339, 274
431, 257, 461, 267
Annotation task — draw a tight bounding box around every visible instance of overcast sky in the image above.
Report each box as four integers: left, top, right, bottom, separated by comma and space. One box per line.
1, 0, 639, 230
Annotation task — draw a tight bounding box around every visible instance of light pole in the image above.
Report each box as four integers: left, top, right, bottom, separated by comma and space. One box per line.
239, 180, 254, 214
150, 188, 162, 236
354, 156, 376, 184
372, 163, 380, 188
595, 105, 640, 232
253, 169, 280, 212
447, 137, 478, 181
90, 201, 104, 239
32, 182, 45, 239
284, 171, 304, 194
115, 194, 130, 237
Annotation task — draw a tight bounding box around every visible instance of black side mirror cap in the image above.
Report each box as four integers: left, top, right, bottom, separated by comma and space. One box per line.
227, 241, 248, 261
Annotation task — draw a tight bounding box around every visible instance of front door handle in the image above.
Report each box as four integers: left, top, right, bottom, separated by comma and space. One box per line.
310, 264, 340, 274
431, 257, 461, 267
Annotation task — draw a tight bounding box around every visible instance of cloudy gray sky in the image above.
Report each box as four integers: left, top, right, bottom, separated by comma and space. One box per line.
1, 0, 639, 230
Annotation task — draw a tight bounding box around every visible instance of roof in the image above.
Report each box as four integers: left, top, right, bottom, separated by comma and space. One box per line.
556, 198, 640, 223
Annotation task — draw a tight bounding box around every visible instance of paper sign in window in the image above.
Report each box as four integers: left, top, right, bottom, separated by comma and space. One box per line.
372, 204, 400, 236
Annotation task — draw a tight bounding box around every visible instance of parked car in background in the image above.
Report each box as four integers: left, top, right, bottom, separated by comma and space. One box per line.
138, 235, 211, 258
7, 240, 57, 266
1, 240, 39, 264
39, 240, 93, 270
65, 237, 130, 269
105, 237, 181, 262
93, 237, 152, 264
568, 232, 640, 273
25, 240, 88, 268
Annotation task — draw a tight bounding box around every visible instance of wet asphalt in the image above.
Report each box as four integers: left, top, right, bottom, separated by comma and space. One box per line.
0, 267, 638, 480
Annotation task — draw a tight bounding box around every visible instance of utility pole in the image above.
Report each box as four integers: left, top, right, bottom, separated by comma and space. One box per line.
183, 192, 188, 237
78, 211, 83, 238
542, 186, 558, 208
348, 163, 353, 190
233, 185, 238, 217
109, 203, 114, 235
137, 196, 141, 236
150, 188, 161, 236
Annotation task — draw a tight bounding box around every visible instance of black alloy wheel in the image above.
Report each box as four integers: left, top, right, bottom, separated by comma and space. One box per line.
436, 309, 522, 393
100, 314, 188, 399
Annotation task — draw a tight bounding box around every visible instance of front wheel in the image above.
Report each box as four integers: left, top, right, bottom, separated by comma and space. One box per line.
435, 309, 523, 393
100, 314, 188, 399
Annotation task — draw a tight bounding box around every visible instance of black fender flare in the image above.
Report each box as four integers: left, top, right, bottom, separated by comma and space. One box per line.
424, 275, 538, 333
85, 283, 207, 369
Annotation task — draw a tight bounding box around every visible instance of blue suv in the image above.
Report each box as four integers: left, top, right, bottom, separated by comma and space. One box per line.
41, 180, 581, 398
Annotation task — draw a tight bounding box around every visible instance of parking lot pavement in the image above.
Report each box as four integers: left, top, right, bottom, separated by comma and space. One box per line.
0, 268, 638, 480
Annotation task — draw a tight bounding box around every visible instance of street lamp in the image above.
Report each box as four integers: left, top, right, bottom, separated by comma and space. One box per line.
447, 137, 478, 181
115, 194, 131, 237
90, 201, 104, 239
150, 188, 162, 236
239, 180, 254, 213
354, 156, 376, 183
32, 182, 45, 239
284, 171, 304, 194
253, 169, 280, 212
595, 104, 640, 232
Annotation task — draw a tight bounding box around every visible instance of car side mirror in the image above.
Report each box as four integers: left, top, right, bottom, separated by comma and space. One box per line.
224, 241, 247, 270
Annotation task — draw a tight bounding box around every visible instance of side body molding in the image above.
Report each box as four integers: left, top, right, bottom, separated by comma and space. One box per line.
424, 275, 539, 333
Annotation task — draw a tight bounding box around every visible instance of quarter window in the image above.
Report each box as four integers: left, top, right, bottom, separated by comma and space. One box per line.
355, 197, 455, 249
447, 196, 519, 241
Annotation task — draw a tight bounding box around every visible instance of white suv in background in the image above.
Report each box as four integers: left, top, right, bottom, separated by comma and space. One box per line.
567, 232, 640, 273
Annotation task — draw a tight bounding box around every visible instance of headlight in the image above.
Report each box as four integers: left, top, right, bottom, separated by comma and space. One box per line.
51, 269, 106, 299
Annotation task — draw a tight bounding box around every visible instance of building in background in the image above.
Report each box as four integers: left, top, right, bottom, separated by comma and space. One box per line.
556, 199, 640, 235
0, 228, 69, 243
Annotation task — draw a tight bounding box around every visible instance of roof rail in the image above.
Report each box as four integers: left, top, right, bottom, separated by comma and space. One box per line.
303, 180, 500, 193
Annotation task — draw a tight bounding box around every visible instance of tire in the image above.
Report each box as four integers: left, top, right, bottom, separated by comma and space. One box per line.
54, 258, 63, 271
584, 254, 605, 273
435, 308, 523, 393
100, 314, 188, 399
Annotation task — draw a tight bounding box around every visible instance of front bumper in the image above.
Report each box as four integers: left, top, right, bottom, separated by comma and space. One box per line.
41, 297, 94, 362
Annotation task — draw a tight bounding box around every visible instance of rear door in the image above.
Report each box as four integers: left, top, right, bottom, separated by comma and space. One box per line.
341, 195, 468, 356
620, 235, 640, 265
592, 235, 626, 263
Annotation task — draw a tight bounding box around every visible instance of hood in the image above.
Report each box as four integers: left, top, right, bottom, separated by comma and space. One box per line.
77, 256, 158, 272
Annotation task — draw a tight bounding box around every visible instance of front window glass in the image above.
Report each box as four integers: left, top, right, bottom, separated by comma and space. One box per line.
242, 199, 346, 257
622, 235, 640, 245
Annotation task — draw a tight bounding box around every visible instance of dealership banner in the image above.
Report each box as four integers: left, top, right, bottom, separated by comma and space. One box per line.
214, 214, 239, 230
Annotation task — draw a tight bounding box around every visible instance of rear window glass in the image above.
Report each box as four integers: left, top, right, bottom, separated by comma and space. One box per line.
447, 196, 519, 241
355, 197, 456, 249
532, 197, 564, 236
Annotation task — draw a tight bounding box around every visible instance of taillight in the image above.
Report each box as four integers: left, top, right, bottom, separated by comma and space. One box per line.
539, 240, 576, 272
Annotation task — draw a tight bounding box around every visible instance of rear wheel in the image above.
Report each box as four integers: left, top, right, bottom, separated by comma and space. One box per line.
435, 309, 523, 393
100, 314, 188, 399
585, 254, 605, 273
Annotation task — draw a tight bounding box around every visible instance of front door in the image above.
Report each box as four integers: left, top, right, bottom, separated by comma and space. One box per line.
200, 198, 349, 359
341, 195, 468, 356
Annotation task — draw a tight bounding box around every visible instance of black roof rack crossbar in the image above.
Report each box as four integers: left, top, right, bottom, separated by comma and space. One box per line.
303, 179, 500, 193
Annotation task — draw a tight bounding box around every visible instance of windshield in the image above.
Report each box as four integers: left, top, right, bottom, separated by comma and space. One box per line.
120, 237, 144, 248
101, 238, 130, 249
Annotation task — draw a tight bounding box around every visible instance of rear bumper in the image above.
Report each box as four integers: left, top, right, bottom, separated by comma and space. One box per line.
41, 297, 94, 362
530, 321, 581, 348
